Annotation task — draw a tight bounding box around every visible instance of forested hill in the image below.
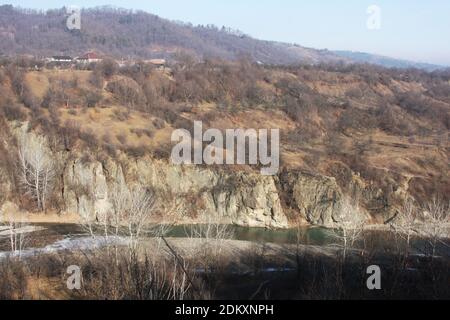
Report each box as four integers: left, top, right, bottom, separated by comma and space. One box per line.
0, 5, 344, 64
0, 5, 444, 70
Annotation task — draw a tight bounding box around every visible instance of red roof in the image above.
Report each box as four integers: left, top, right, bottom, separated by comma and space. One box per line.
79, 52, 100, 60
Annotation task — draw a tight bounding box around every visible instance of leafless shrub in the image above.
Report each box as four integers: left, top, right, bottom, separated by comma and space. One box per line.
96, 58, 118, 79
325, 134, 346, 157
71, 248, 202, 300
79, 129, 99, 150
152, 144, 172, 160
153, 118, 165, 129
116, 133, 127, 145
184, 218, 234, 273
111, 108, 130, 121
329, 197, 366, 262
338, 107, 378, 133
106, 79, 146, 109
353, 137, 373, 156
20, 84, 39, 109
89, 70, 104, 89
83, 89, 103, 108
103, 143, 118, 158
7, 65, 25, 97
0, 69, 6, 84
419, 198, 449, 258
125, 145, 147, 158
130, 128, 154, 138
345, 87, 364, 99
303, 152, 321, 169
1, 104, 27, 121
0, 258, 28, 300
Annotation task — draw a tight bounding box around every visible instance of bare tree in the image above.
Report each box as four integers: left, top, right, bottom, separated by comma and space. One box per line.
0, 205, 28, 258
108, 180, 128, 239
18, 132, 55, 212
89, 180, 158, 255
419, 198, 449, 259
331, 198, 366, 262
188, 218, 233, 245
126, 186, 157, 252
184, 217, 234, 274
391, 199, 418, 258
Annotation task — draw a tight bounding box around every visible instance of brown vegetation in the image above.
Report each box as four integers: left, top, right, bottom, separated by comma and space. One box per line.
0, 57, 448, 215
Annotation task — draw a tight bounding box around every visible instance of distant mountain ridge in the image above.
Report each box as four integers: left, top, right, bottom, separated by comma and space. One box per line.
0, 4, 445, 70
333, 50, 445, 72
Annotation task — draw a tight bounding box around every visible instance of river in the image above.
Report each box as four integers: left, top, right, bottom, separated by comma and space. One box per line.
1, 223, 448, 258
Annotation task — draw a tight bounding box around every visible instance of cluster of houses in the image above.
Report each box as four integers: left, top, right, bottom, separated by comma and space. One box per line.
47, 52, 166, 68
47, 52, 103, 64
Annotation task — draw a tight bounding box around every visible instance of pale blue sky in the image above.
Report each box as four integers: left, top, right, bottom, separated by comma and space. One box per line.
5, 0, 450, 65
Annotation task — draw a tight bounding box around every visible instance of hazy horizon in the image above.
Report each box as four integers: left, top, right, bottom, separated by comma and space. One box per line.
3, 0, 450, 66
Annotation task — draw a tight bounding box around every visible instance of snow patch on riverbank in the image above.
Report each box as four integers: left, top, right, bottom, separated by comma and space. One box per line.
0, 225, 46, 237
0, 236, 129, 260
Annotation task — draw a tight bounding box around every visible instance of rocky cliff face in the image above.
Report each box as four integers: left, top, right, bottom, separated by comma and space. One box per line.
61, 155, 374, 228
4, 128, 378, 229
63, 157, 290, 228
279, 171, 343, 226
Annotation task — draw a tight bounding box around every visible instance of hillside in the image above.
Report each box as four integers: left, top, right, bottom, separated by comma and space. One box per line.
0, 5, 445, 70
0, 57, 449, 228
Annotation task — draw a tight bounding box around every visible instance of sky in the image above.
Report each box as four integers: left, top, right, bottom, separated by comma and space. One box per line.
5, 0, 450, 66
